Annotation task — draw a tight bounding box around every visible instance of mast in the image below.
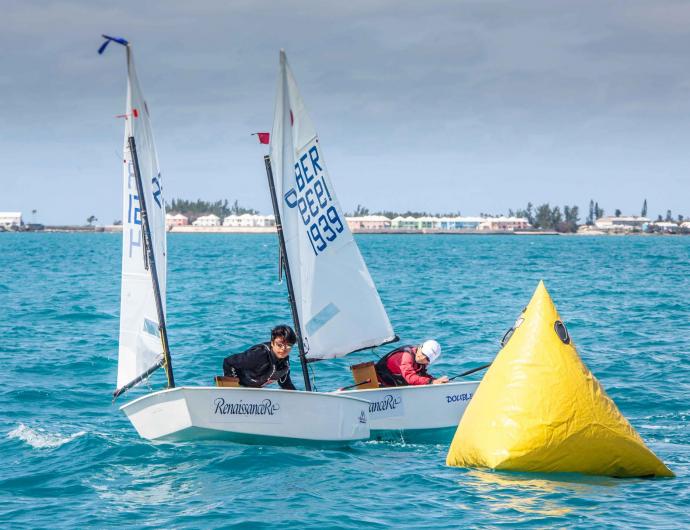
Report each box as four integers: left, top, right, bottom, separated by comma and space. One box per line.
127, 135, 174, 390
264, 155, 312, 391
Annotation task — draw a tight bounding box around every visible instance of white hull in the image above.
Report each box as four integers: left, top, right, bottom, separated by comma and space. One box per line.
339, 381, 478, 442
121, 386, 370, 445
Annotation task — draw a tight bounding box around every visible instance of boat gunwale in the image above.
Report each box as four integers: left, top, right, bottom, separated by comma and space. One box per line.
119, 385, 372, 411
336, 380, 479, 395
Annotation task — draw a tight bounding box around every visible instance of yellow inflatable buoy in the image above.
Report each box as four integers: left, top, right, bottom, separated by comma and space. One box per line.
446, 281, 674, 478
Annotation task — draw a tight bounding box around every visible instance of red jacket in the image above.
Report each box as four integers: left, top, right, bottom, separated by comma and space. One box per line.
382, 347, 433, 386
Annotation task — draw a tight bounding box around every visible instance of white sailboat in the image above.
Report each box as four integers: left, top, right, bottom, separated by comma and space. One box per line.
340, 381, 478, 441
266, 50, 480, 441
102, 36, 370, 445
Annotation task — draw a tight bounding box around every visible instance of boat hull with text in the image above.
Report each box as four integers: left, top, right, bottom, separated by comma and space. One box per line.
121, 386, 371, 444
339, 381, 479, 441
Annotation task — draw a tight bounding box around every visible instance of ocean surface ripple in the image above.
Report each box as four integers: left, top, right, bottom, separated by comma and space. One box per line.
1, 233, 688, 528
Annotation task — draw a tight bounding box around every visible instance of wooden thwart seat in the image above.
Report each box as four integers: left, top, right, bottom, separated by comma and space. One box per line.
349, 361, 380, 389
214, 375, 240, 387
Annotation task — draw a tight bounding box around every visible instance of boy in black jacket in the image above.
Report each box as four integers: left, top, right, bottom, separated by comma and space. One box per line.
222, 325, 297, 390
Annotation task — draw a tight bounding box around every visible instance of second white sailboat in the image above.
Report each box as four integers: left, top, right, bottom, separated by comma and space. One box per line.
265, 50, 481, 441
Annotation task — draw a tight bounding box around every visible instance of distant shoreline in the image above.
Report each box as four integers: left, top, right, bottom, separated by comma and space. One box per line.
2, 225, 679, 236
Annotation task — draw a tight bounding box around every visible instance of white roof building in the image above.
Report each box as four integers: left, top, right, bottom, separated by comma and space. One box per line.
478, 216, 531, 231
651, 221, 679, 232
222, 214, 241, 227
0, 212, 22, 228
239, 213, 257, 227
417, 216, 438, 228
595, 216, 649, 231
192, 214, 221, 227
257, 214, 276, 227
437, 216, 483, 229
223, 214, 275, 227
391, 216, 421, 229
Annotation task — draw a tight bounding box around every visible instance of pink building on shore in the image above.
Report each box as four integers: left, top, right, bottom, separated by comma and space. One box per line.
346, 215, 392, 230
165, 213, 188, 227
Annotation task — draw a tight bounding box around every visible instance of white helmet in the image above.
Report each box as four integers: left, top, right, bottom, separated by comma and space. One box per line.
420, 340, 441, 364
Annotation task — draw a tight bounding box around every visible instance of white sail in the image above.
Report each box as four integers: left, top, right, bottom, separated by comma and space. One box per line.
116, 46, 168, 391
269, 50, 395, 360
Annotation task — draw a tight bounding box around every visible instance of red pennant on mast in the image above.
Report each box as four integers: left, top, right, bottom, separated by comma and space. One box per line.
252, 132, 270, 144
114, 108, 139, 120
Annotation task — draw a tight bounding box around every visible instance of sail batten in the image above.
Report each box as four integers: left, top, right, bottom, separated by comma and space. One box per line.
116, 45, 168, 392
269, 51, 395, 360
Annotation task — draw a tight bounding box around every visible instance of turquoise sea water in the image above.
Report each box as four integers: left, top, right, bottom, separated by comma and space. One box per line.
1, 233, 688, 529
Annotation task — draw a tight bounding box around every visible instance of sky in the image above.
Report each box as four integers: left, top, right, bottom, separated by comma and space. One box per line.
2, 0, 690, 225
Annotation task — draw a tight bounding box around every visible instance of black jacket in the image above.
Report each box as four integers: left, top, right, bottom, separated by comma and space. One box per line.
223, 342, 296, 390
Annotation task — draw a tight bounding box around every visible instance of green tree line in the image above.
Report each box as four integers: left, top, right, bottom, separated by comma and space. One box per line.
166, 198, 258, 221
508, 203, 580, 233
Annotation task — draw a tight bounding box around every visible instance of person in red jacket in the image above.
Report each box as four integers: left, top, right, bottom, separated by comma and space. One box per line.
375, 340, 449, 386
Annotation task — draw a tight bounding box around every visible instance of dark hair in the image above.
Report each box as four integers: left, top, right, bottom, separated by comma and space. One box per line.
271, 325, 297, 345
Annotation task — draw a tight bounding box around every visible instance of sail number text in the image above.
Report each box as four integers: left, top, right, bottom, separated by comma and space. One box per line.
126, 158, 163, 259
126, 159, 143, 258
284, 142, 344, 256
